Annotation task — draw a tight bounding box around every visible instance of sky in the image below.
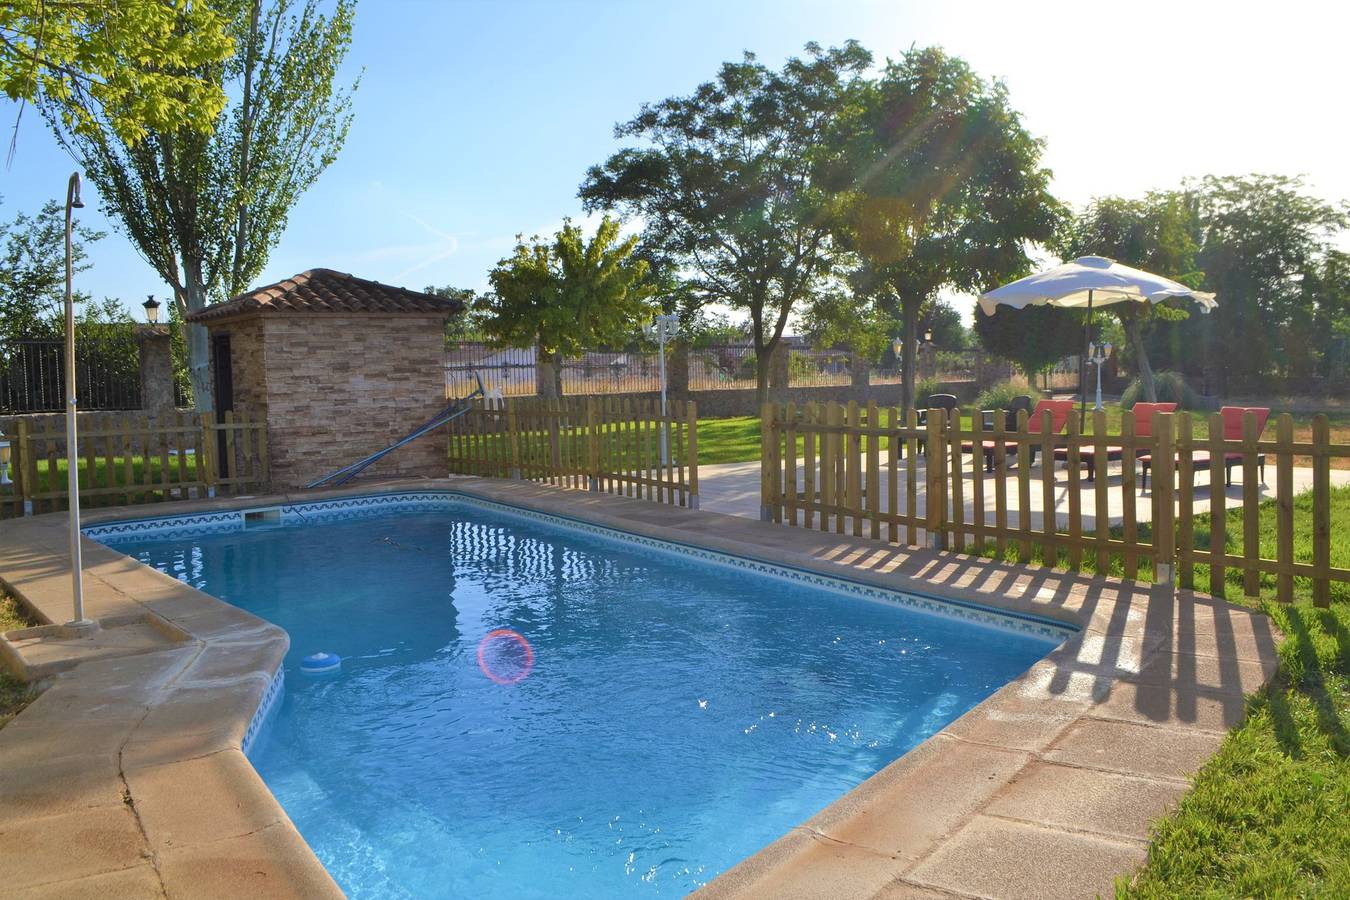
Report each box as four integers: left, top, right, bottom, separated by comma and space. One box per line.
2, 0, 1348, 325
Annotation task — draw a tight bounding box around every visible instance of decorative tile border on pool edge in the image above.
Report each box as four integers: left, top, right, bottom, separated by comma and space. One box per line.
83, 509, 246, 542
242, 666, 285, 758
87, 490, 1072, 643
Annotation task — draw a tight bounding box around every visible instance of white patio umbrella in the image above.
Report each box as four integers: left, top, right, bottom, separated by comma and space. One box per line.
978, 255, 1216, 419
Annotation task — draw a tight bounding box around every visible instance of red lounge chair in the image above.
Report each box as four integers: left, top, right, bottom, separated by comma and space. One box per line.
962, 399, 1074, 470
1139, 406, 1269, 490
1053, 402, 1177, 481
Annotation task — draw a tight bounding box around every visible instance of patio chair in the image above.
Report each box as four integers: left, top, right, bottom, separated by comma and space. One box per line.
1139, 406, 1269, 490
1023, 399, 1076, 467
961, 396, 1032, 472
915, 394, 960, 454
1053, 401, 1177, 481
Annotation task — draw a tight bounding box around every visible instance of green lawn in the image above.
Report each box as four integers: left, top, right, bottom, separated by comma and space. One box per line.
1, 454, 202, 513
1120, 600, 1350, 898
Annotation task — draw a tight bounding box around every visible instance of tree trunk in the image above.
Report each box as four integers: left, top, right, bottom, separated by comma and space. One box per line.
900, 300, 919, 415
754, 342, 771, 408
1123, 313, 1158, 402
536, 346, 563, 399
179, 267, 214, 413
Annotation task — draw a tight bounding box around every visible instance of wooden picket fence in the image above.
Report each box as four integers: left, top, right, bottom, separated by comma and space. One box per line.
3, 411, 270, 518
448, 397, 699, 507
761, 401, 1349, 606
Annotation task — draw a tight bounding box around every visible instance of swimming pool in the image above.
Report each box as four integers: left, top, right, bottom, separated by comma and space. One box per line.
90, 493, 1069, 898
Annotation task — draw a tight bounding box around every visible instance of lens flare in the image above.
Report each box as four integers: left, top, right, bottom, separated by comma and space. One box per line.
476, 629, 534, 685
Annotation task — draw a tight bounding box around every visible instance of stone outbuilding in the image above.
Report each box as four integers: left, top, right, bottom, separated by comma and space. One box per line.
186, 269, 464, 490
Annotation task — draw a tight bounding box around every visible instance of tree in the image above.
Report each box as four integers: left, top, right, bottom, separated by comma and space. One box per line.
1191, 174, 1349, 391
1054, 192, 1204, 401
1, 1, 232, 148
425, 285, 483, 339
0, 199, 104, 345
973, 304, 1082, 380
479, 216, 655, 398
39, 0, 357, 411
825, 47, 1062, 413
928, 302, 971, 350
580, 42, 871, 405
1301, 249, 1350, 379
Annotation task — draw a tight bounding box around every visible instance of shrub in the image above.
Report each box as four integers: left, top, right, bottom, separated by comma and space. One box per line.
1119, 370, 1200, 410
914, 376, 942, 403
976, 378, 1034, 411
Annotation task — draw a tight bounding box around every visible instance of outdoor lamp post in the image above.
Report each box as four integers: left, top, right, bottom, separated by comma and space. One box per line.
1088, 341, 1112, 411
143, 295, 161, 325
64, 172, 90, 626
645, 313, 680, 464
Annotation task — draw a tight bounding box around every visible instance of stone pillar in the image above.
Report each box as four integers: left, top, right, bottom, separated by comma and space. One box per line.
920, 343, 937, 382
850, 352, 870, 397
666, 340, 689, 402
135, 325, 176, 415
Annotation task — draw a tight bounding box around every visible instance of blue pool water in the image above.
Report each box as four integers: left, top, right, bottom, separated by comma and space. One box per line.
96, 496, 1063, 898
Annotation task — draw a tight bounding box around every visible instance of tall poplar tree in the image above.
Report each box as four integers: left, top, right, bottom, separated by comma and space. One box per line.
39, 0, 357, 410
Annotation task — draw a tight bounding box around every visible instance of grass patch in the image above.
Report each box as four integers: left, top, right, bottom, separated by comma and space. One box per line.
1, 454, 201, 494
1120, 601, 1350, 898
0, 595, 39, 729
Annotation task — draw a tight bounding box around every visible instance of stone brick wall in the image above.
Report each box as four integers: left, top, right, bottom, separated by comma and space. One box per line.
214, 313, 449, 490
222, 316, 268, 421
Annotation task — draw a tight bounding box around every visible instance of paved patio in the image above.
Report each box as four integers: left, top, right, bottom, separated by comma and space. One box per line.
699, 457, 1350, 528
0, 478, 1281, 899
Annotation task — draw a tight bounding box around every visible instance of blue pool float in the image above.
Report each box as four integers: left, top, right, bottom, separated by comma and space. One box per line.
301, 651, 341, 675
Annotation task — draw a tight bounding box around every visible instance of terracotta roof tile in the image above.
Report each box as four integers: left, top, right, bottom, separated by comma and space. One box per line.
184, 269, 464, 323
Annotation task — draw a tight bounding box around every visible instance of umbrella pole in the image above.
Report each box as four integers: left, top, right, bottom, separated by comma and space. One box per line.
1080, 290, 1093, 428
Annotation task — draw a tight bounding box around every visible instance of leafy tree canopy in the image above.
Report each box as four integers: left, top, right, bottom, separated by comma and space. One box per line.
580, 41, 872, 402
425, 285, 484, 339
1053, 192, 1204, 400
40, 0, 358, 410
1192, 174, 1349, 387
1, 1, 233, 146
973, 303, 1082, 378
0, 199, 104, 345
821, 46, 1062, 411
480, 216, 655, 396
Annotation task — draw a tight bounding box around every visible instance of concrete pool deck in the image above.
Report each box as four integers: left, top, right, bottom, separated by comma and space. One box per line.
0, 477, 1280, 899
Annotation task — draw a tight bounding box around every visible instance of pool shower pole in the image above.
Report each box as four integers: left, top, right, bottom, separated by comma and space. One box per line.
651, 314, 679, 466
64, 172, 90, 626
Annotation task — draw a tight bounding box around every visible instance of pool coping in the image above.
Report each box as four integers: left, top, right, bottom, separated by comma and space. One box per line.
0, 477, 1282, 899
